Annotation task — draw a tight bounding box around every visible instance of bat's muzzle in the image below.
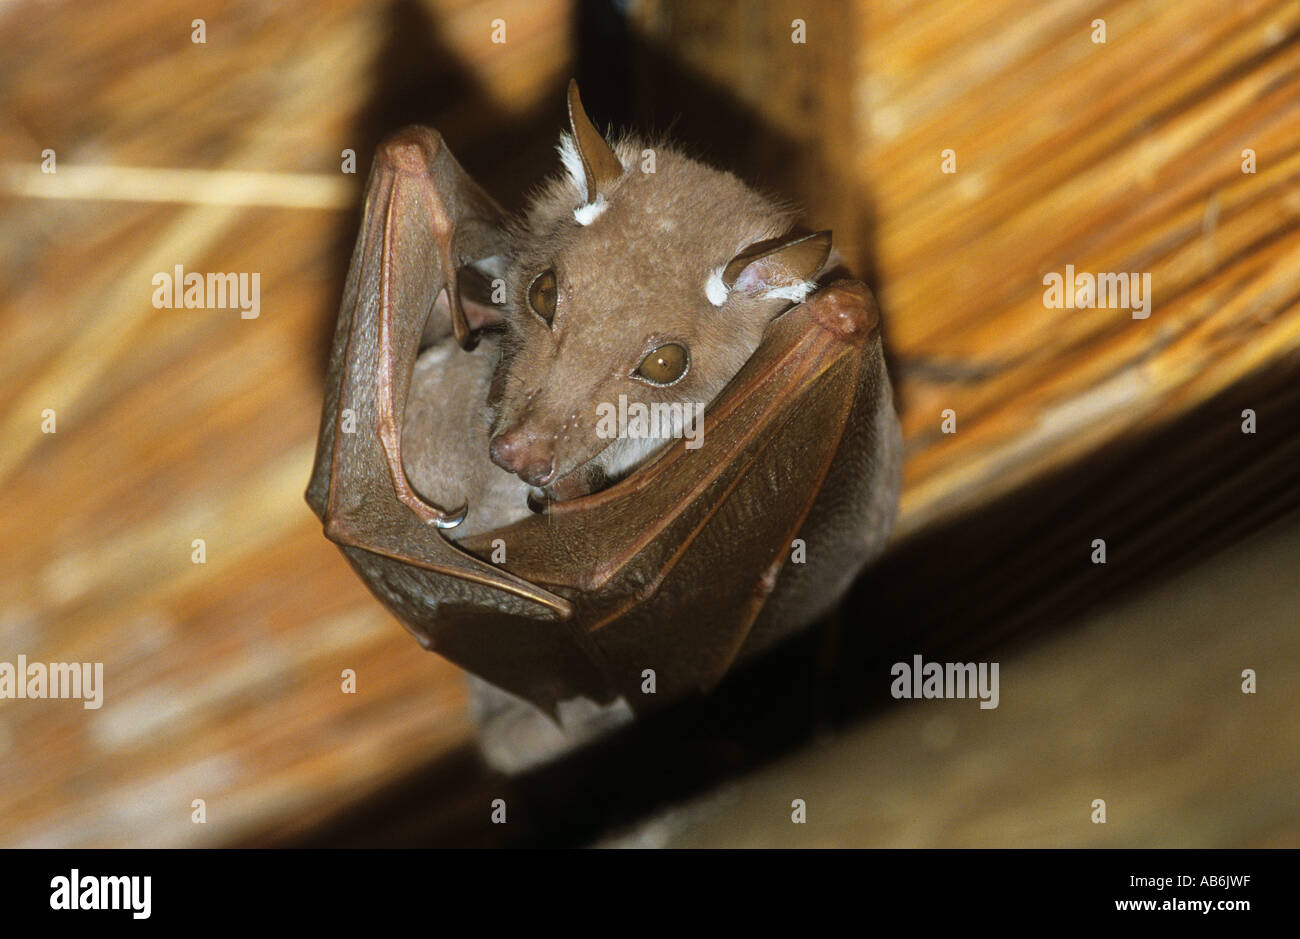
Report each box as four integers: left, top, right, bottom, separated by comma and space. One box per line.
489, 430, 557, 486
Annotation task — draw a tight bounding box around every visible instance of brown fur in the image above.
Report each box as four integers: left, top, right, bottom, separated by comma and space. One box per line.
401, 336, 527, 538
405, 128, 830, 536
494, 134, 819, 491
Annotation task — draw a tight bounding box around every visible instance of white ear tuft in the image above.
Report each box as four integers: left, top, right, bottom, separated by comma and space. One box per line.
705, 268, 729, 306
761, 280, 816, 303
573, 195, 607, 226
556, 132, 588, 202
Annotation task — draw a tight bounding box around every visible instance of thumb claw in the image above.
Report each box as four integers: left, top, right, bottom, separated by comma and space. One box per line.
434, 502, 469, 529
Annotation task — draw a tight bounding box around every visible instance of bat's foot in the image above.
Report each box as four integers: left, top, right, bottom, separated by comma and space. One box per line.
466, 674, 633, 775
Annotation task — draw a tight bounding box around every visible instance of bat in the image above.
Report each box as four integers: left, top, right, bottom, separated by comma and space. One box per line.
306, 81, 902, 738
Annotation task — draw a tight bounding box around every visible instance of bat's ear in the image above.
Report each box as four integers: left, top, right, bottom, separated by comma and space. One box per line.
566, 79, 623, 204
714, 230, 833, 305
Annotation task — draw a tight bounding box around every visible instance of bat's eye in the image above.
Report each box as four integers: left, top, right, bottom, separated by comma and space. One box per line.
635, 343, 689, 385
527, 269, 557, 325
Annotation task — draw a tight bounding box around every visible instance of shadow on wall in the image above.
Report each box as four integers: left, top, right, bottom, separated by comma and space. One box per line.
316, 0, 839, 376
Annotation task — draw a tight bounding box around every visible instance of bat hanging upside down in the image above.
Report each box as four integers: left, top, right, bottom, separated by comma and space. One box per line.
307, 81, 902, 768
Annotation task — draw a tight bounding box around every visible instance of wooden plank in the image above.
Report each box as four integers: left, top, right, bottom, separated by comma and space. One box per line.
626, 0, 1300, 537
0, 0, 1296, 846
0, 0, 574, 847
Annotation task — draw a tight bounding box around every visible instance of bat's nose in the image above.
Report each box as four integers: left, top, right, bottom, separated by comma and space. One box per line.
490, 429, 557, 487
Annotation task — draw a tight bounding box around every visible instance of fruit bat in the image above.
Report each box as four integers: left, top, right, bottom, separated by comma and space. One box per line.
305, 81, 902, 722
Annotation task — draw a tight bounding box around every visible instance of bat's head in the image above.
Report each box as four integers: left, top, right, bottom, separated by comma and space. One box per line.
489, 81, 832, 500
